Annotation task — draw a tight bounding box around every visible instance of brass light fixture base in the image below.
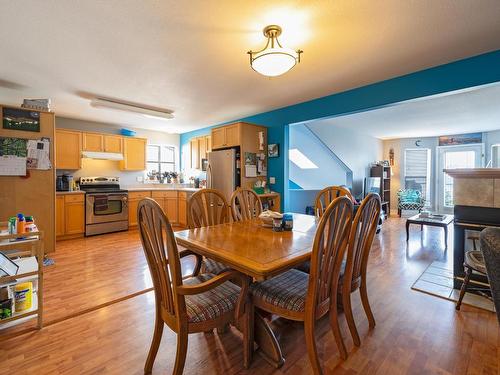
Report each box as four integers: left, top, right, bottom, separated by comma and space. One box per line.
263, 25, 282, 38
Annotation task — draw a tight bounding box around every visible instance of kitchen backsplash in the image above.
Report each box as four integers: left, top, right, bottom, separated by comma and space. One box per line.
57, 158, 143, 186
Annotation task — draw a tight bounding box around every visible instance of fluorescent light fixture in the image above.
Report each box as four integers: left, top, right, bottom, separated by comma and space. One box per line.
289, 148, 318, 169
91, 97, 174, 120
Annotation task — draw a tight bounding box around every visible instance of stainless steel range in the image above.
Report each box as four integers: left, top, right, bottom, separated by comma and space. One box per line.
79, 177, 129, 236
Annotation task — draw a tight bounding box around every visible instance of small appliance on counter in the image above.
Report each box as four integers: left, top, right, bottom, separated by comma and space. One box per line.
56, 174, 74, 191
79, 176, 129, 236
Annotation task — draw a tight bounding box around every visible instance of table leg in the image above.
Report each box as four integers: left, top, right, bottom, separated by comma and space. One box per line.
406, 221, 410, 241
254, 311, 285, 368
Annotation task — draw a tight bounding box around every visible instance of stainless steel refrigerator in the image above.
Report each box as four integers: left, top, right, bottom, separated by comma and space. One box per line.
207, 148, 239, 201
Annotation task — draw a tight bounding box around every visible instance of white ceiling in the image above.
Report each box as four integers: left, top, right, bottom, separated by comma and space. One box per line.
310, 83, 500, 139
1, 1, 500, 134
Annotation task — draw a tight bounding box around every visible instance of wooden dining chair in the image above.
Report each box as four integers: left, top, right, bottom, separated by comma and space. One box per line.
250, 197, 353, 373
188, 189, 231, 275
314, 186, 354, 218
230, 187, 263, 221
339, 193, 381, 352
138, 198, 250, 374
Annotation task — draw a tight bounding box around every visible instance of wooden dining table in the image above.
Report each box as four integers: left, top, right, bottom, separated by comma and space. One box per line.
175, 213, 318, 368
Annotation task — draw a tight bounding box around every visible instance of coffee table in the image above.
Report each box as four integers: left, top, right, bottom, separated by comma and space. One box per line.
406, 213, 454, 248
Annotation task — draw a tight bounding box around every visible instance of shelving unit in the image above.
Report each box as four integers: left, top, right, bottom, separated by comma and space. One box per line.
370, 164, 392, 218
0, 227, 44, 331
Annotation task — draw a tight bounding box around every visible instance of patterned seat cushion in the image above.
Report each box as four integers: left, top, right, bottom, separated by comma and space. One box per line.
183, 273, 240, 323
465, 250, 487, 275
250, 269, 309, 312
202, 258, 232, 275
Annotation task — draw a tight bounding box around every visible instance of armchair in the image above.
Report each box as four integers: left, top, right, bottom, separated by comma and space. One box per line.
397, 189, 425, 217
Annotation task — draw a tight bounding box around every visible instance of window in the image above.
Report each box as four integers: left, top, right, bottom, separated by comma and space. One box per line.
146, 145, 176, 177
289, 148, 318, 169
443, 150, 476, 207
404, 148, 431, 205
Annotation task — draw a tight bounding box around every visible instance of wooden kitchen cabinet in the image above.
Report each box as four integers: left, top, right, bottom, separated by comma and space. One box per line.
120, 137, 147, 171
128, 191, 151, 227
211, 127, 226, 149
151, 191, 178, 224
205, 135, 212, 153
224, 124, 240, 147
83, 132, 104, 152
56, 193, 85, 240
190, 139, 199, 169
211, 123, 240, 149
198, 137, 207, 161
56, 195, 65, 237
55, 129, 82, 170
189, 135, 211, 170
178, 191, 188, 227
104, 135, 123, 153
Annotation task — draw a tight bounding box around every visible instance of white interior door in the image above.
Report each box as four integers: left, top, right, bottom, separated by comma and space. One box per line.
436, 144, 484, 213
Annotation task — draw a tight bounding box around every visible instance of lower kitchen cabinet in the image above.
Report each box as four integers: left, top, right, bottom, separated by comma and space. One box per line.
128, 191, 151, 227
56, 193, 85, 240
56, 196, 65, 237
178, 192, 188, 227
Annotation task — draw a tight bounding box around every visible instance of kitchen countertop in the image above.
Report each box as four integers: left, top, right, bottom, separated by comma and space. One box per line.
126, 187, 201, 192
56, 190, 85, 195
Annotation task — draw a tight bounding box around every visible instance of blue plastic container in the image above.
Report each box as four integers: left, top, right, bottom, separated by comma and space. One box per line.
120, 129, 136, 137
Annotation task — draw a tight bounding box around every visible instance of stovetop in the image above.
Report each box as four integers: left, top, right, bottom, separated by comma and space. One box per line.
82, 188, 128, 194
79, 176, 127, 194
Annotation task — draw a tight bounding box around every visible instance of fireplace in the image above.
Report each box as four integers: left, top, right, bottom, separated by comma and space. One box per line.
453, 205, 500, 288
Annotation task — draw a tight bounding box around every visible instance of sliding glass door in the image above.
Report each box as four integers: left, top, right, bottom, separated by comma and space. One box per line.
436, 144, 484, 213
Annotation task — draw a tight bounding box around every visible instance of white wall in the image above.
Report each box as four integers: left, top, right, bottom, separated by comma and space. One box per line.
383, 130, 500, 211
56, 117, 180, 186
306, 122, 383, 195
289, 124, 349, 190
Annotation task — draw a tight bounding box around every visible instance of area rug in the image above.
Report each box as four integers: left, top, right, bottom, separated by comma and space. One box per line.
411, 261, 495, 312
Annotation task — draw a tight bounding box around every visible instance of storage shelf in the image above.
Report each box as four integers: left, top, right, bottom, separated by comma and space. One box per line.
0, 293, 38, 329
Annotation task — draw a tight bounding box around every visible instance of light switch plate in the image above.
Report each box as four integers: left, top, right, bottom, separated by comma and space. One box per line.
136, 176, 144, 182
269, 177, 276, 184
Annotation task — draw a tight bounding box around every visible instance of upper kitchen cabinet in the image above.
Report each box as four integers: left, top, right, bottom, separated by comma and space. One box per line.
188, 135, 211, 169
55, 129, 82, 170
120, 137, 147, 170
211, 123, 240, 149
104, 134, 123, 153
83, 132, 104, 152
190, 138, 199, 169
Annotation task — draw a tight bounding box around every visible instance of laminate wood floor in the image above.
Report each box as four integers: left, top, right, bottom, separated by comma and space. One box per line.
0, 218, 498, 374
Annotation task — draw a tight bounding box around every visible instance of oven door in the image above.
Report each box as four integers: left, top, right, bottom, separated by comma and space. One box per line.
86, 193, 128, 225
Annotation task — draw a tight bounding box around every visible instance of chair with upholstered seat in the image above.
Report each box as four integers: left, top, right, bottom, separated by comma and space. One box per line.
230, 187, 263, 222
188, 189, 231, 275
456, 248, 491, 311
138, 198, 250, 374
314, 186, 354, 218
251, 196, 353, 372
339, 193, 381, 351
397, 189, 424, 217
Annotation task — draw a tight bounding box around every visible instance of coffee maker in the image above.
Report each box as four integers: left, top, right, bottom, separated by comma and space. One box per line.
56, 174, 73, 191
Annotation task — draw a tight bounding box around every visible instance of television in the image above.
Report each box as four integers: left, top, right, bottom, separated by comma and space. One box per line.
364, 177, 381, 197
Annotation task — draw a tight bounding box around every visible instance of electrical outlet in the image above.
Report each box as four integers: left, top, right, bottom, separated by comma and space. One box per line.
136, 176, 144, 182
269, 177, 276, 184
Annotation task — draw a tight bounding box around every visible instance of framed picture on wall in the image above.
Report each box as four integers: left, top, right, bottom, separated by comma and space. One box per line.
2, 108, 40, 132
268, 143, 279, 158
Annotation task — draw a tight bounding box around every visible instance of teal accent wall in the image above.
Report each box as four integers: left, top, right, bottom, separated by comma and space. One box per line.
180, 50, 500, 210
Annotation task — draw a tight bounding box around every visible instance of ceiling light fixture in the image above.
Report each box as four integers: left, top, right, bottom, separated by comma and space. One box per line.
248, 25, 303, 77
90, 97, 174, 120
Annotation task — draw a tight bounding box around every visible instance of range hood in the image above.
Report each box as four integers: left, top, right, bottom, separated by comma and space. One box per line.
81, 151, 124, 161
